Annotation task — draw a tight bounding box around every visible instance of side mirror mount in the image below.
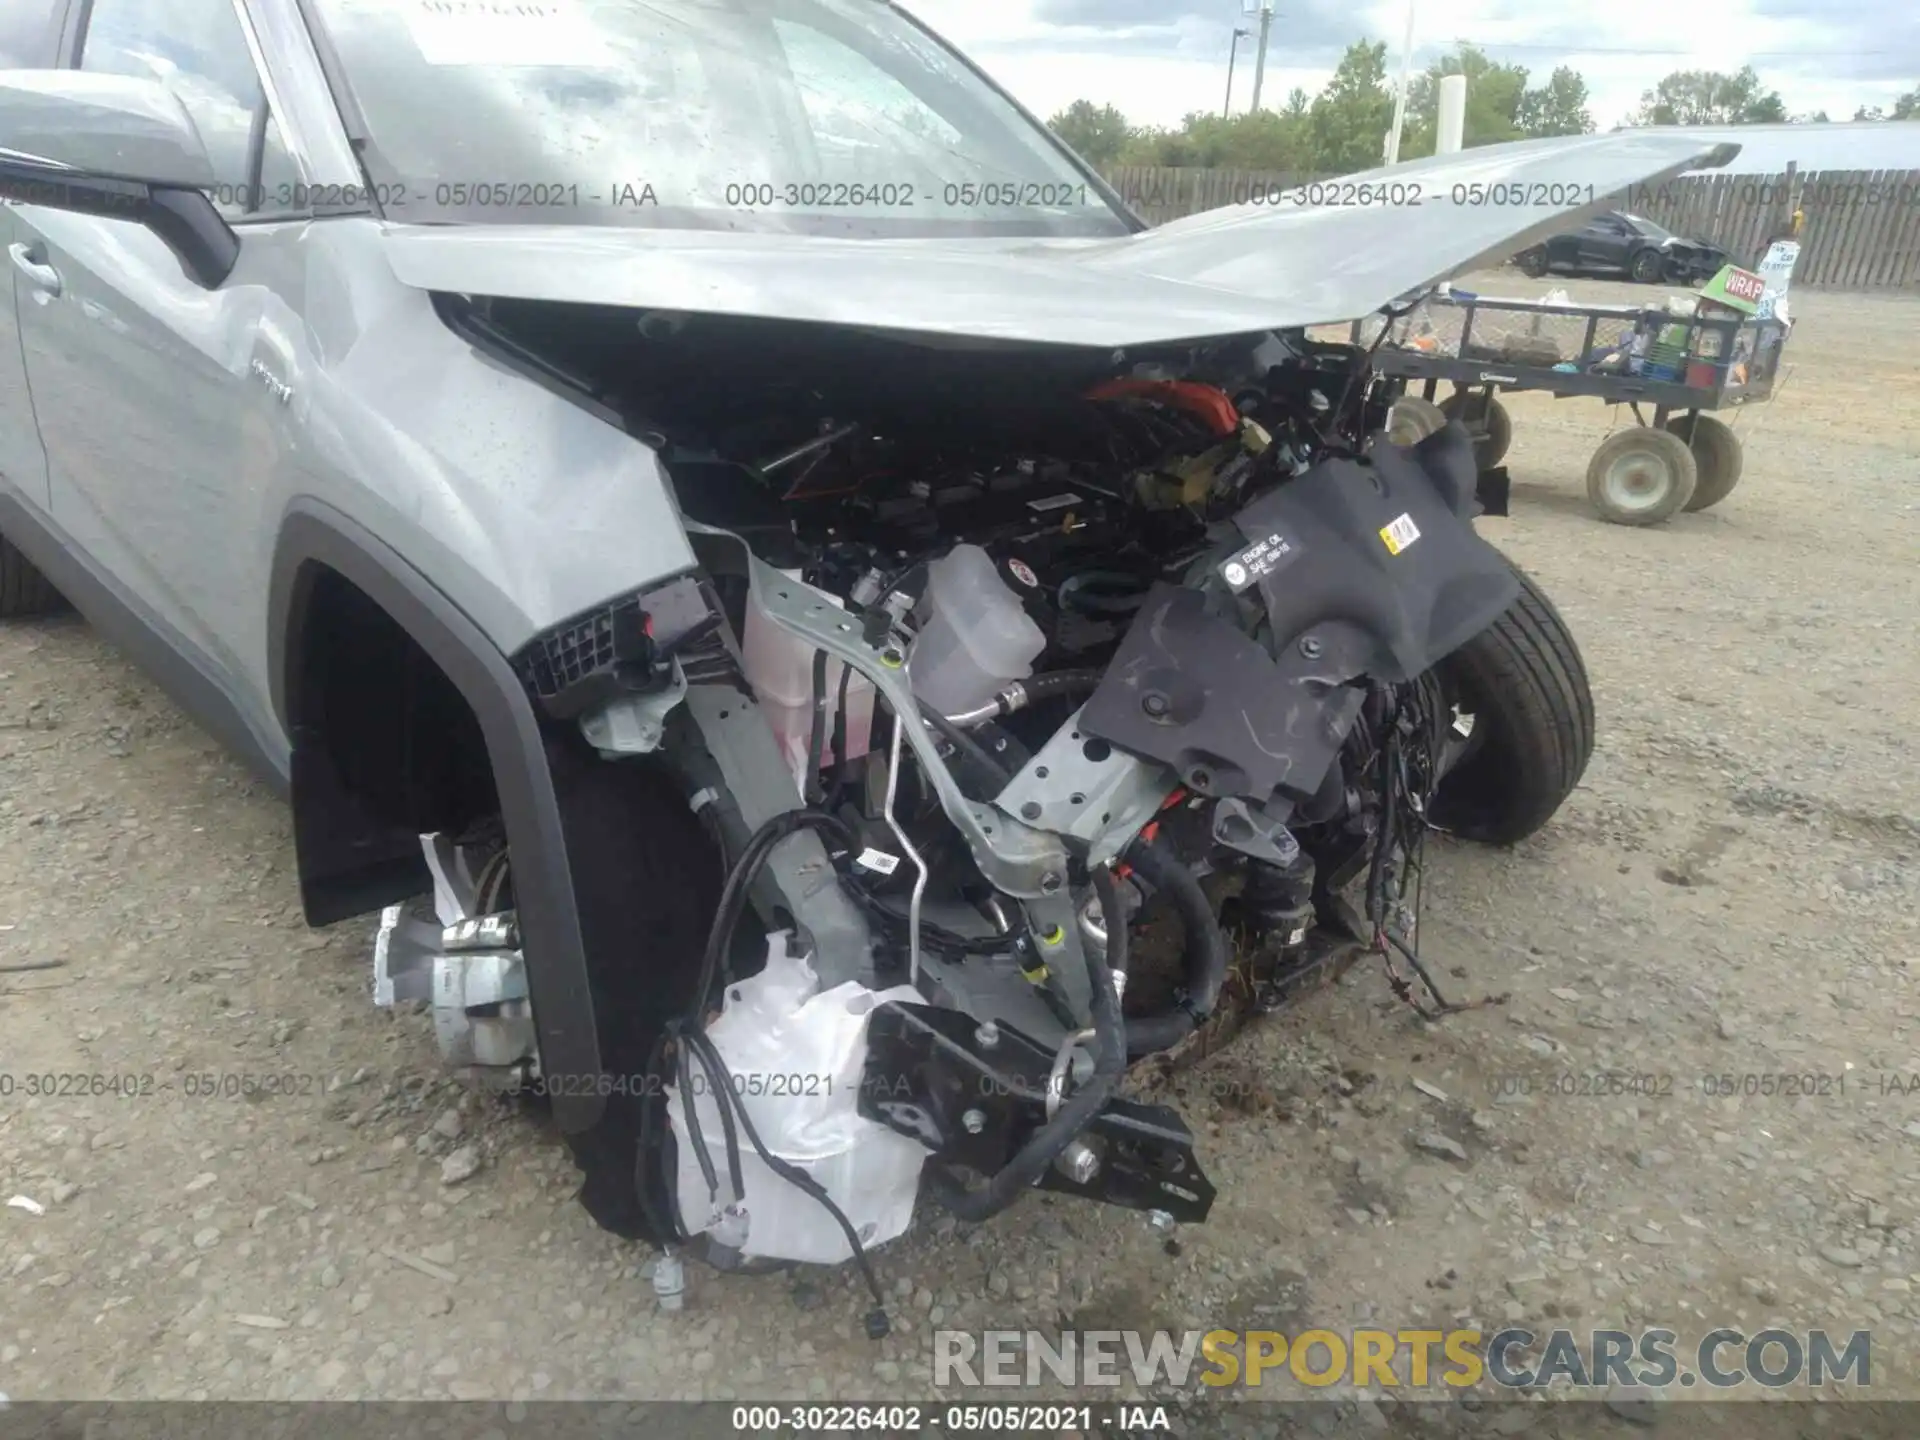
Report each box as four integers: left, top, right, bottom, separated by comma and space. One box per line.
0, 71, 238, 289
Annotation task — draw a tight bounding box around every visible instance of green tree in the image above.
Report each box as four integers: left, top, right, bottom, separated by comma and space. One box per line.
1046, 100, 1131, 166
1401, 45, 1530, 157
1117, 105, 1316, 171
1895, 85, 1920, 120
1307, 40, 1394, 172
1516, 67, 1595, 137
1629, 66, 1788, 125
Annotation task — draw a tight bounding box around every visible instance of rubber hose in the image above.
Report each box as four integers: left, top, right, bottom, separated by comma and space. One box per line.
1122, 833, 1231, 1059
924, 864, 1128, 1222
1017, 668, 1105, 704
923, 707, 1015, 792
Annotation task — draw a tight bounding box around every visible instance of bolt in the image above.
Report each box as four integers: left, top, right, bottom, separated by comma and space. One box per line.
974, 1021, 1000, 1050
1055, 1140, 1101, 1185
1141, 692, 1171, 718
961, 1108, 987, 1135
1147, 1209, 1176, 1233
1020, 801, 1043, 822
1039, 871, 1064, 895
1299, 635, 1323, 659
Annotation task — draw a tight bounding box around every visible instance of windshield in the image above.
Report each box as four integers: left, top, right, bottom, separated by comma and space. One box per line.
307, 0, 1133, 237
1618, 213, 1674, 241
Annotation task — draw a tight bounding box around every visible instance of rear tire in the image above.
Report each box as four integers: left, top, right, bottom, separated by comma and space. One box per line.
0, 534, 62, 617
1430, 563, 1594, 845
1585, 427, 1697, 526
1515, 247, 1549, 278
1665, 413, 1743, 511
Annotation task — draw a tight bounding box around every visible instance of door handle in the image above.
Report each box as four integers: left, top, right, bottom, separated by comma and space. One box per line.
8, 242, 62, 297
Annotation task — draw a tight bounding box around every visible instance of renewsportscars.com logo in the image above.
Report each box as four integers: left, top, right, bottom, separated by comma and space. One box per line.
933, 1327, 1872, 1391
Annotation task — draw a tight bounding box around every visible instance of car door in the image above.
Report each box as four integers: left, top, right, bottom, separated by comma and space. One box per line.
9, 0, 312, 718
0, 0, 62, 514
1576, 216, 1629, 271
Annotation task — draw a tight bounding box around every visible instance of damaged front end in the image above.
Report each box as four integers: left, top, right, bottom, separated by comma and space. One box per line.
370, 309, 1530, 1320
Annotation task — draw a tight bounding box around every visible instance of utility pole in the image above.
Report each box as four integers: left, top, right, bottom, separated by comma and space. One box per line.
1383, 0, 1416, 164
1224, 26, 1251, 117
1248, 1, 1275, 114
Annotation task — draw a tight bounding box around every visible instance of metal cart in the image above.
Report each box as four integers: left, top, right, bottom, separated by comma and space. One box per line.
1352, 292, 1790, 525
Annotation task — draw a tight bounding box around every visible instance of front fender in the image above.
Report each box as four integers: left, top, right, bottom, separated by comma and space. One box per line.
267, 499, 607, 1134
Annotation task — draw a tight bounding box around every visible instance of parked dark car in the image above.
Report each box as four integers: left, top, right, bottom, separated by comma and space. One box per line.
1514, 211, 1730, 285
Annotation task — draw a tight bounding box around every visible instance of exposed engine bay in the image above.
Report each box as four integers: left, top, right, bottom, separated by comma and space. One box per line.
374, 301, 1587, 1333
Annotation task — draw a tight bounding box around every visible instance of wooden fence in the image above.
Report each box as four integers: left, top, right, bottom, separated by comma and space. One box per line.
1098, 163, 1920, 290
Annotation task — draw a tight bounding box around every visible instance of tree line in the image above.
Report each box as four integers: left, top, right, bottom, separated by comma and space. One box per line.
1048, 44, 1920, 175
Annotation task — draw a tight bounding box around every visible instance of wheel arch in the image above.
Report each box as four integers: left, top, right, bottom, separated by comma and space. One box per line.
267, 498, 607, 1132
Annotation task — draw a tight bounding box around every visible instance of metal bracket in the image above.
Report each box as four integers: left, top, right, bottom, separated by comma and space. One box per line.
690, 524, 1069, 899
1210, 796, 1302, 868
579, 658, 687, 755
993, 705, 1177, 868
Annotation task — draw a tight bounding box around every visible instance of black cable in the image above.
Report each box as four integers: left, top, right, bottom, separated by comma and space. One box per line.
657, 804, 892, 1335
635, 1025, 690, 1246
1015, 668, 1106, 705
804, 649, 830, 806
676, 1018, 746, 1203
679, 1026, 893, 1339
835, 875, 1021, 959
690, 807, 854, 1025
923, 707, 1015, 793
675, 1035, 721, 1205
827, 661, 854, 809
1121, 832, 1231, 1058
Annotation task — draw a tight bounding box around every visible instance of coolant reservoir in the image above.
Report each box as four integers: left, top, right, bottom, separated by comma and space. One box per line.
910, 544, 1046, 717
742, 573, 875, 794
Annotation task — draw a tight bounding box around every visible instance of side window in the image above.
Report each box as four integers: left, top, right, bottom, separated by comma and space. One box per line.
77, 0, 303, 220
0, 0, 60, 67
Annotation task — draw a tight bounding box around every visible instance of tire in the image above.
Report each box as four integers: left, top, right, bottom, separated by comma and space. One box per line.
1585, 426, 1697, 526
1384, 395, 1446, 446
1665, 412, 1743, 511
1430, 563, 1594, 845
1439, 393, 1513, 468
1629, 248, 1665, 284
1515, 246, 1549, 278
0, 534, 62, 617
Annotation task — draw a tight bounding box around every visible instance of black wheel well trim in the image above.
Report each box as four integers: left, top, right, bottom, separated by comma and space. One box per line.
266, 498, 606, 1134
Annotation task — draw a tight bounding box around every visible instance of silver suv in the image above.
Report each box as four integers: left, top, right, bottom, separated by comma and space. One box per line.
1, 0, 1725, 1320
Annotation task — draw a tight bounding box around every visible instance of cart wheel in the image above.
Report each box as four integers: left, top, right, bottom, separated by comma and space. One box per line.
1385, 395, 1447, 445
1629, 248, 1665, 284
1585, 427, 1697, 525
1664, 413, 1744, 511
1440, 393, 1514, 468
1515, 247, 1549, 278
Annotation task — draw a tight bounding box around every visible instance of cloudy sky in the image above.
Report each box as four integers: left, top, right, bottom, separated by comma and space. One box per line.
898, 0, 1920, 130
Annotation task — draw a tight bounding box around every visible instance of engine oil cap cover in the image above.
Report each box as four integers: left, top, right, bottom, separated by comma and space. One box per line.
1220, 528, 1299, 592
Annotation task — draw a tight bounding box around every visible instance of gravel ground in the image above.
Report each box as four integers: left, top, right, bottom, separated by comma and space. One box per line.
2, 274, 1918, 1434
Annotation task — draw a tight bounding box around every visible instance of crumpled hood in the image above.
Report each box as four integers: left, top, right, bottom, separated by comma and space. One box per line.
381, 132, 1738, 349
